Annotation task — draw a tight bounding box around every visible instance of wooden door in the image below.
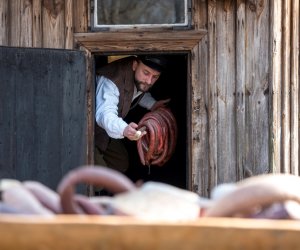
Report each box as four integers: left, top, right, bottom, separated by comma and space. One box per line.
0, 46, 88, 191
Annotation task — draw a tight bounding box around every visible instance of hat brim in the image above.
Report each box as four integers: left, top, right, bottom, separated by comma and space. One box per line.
138, 56, 167, 72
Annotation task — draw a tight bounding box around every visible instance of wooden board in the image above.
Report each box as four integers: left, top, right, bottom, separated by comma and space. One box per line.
0, 46, 88, 191
0, 216, 299, 250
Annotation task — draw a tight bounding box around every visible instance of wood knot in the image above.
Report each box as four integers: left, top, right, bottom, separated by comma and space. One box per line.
43, 0, 64, 19
248, 2, 257, 12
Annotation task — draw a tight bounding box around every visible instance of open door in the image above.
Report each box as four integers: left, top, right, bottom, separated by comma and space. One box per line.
0, 46, 89, 191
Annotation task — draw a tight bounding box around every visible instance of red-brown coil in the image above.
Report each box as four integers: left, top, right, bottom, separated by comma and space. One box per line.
137, 107, 177, 166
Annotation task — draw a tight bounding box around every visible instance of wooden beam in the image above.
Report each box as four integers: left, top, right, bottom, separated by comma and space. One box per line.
74, 30, 206, 53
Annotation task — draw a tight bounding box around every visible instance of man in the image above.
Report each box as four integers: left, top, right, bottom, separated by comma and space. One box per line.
95, 55, 170, 173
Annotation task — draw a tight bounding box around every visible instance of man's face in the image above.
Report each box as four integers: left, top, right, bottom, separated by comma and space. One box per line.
132, 60, 161, 92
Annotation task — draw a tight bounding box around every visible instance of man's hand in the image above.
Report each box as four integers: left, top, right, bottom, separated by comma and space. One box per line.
123, 122, 147, 141
150, 98, 171, 111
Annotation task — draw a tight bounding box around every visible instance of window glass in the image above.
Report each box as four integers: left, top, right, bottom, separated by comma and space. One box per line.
94, 0, 188, 28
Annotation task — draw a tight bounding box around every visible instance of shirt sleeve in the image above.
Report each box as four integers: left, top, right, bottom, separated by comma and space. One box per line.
95, 76, 128, 139
139, 92, 156, 110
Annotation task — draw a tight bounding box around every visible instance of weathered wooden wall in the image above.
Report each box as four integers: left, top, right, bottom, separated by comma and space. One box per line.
0, 0, 88, 48
191, 0, 299, 196
0, 0, 299, 196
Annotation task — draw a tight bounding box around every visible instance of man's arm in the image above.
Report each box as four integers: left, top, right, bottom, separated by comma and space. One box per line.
95, 76, 145, 141
95, 76, 128, 138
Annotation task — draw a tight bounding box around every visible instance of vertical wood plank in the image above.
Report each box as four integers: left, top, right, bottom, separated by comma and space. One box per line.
0, 48, 17, 178
87, 0, 91, 31
20, 0, 33, 47
65, 0, 74, 49
9, 0, 33, 46
73, 0, 88, 32
79, 47, 94, 164
290, 0, 299, 175
60, 51, 87, 191
269, 0, 282, 173
83, 47, 94, 196
244, 0, 270, 176
216, 0, 236, 183
8, 0, 22, 46
32, 0, 42, 47
235, 0, 246, 180
191, 0, 210, 195
191, 43, 209, 196
42, 0, 65, 48
193, 0, 207, 29
281, 0, 291, 173
0, 1, 8, 45
207, 0, 218, 192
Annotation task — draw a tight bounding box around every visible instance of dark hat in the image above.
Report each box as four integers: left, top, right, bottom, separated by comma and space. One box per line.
138, 55, 168, 72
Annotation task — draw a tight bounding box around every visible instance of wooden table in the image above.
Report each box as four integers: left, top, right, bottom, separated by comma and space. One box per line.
0, 215, 300, 250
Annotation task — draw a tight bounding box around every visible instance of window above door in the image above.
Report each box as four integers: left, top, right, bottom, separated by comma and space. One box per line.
92, 0, 191, 30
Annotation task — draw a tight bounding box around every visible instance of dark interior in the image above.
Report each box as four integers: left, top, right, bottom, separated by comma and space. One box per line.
94, 54, 188, 189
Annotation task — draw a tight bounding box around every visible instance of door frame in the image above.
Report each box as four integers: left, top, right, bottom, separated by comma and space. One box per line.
75, 29, 207, 190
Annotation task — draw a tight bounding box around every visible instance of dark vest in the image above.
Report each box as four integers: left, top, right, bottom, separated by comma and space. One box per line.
95, 56, 138, 152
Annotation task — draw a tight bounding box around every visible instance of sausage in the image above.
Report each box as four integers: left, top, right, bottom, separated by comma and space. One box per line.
2, 185, 54, 215
137, 137, 146, 165
23, 181, 62, 214
74, 194, 107, 215
57, 165, 136, 214
204, 174, 300, 217
136, 107, 177, 167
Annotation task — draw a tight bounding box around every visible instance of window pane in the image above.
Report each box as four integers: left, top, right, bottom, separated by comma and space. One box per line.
95, 0, 187, 27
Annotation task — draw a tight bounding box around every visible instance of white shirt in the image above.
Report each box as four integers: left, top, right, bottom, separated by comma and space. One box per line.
95, 76, 156, 139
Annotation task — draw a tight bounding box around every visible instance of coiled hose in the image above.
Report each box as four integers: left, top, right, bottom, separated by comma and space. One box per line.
137, 107, 177, 167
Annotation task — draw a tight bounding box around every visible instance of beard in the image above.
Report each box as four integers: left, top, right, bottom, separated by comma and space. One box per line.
134, 79, 152, 92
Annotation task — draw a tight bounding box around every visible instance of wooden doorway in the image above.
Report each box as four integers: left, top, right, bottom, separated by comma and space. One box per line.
75, 29, 206, 190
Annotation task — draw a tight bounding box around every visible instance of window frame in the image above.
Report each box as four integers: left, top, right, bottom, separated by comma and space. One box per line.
91, 0, 192, 31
